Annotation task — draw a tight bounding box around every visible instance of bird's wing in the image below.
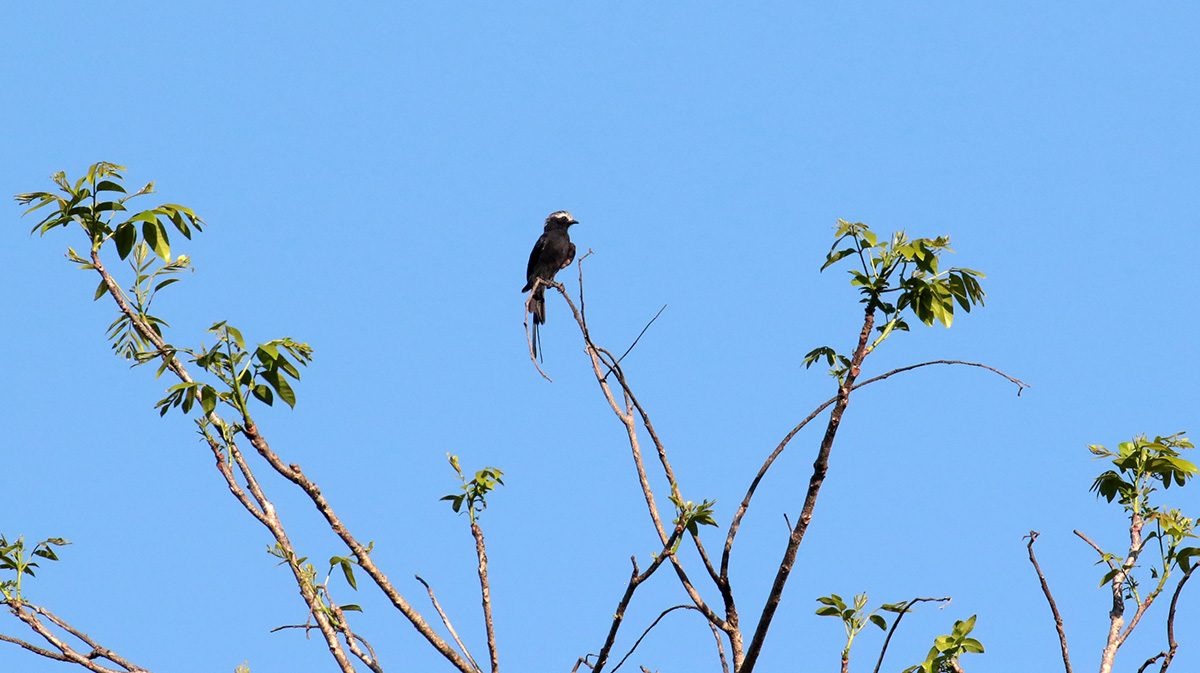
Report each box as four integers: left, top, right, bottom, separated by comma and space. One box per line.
563, 241, 577, 269
525, 233, 548, 286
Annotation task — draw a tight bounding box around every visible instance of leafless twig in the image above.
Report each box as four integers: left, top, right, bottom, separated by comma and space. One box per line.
1025, 531, 1073, 673
1139, 653, 1166, 673
611, 604, 695, 672
2, 600, 149, 672
1159, 566, 1195, 672
871, 596, 951, 673
415, 576, 483, 673
603, 305, 667, 382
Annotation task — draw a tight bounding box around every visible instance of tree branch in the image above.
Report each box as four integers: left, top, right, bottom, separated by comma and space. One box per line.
1159, 566, 1194, 672
3, 600, 148, 672
415, 576, 483, 673
90, 250, 473, 673
472, 523, 499, 673
740, 304, 877, 673
1025, 531, 1073, 673
611, 604, 705, 672
871, 596, 951, 673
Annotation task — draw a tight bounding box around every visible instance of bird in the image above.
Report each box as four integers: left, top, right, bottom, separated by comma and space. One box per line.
522, 210, 578, 358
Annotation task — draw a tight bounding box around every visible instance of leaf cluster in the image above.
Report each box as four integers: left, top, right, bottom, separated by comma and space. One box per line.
0, 535, 70, 601
814, 592, 900, 658
16, 162, 202, 262
821, 219, 985, 328
441, 454, 506, 523
805, 220, 985, 380
669, 496, 718, 537
1090, 433, 1197, 507
156, 323, 313, 418
901, 615, 983, 673
267, 544, 364, 625
1087, 433, 1199, 594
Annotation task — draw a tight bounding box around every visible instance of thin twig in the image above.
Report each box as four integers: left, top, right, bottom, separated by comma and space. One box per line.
611, 605, 695, 672
603, 305, 667, 382
706, 618, 730, 673
549, 276, 727, 640
1025, 532, 1073, 673
1073, 531, 1117, 571
1140, 653, 1166, 673
871, 597, 952, 673
415, 576, 482, 673
591, 526, 686, 673
723, 359, 1028, 583
269, 623, 383, 673
1159, 566, 1195, 672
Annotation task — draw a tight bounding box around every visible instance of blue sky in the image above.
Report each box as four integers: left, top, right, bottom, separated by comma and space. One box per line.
2, 3, 1198, 672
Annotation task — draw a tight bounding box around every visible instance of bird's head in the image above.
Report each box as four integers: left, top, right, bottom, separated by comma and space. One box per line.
545, 210, 579, 230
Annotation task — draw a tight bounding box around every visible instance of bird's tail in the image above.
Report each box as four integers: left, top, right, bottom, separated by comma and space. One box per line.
528, 287, 546, 361
530, 287, 546, 325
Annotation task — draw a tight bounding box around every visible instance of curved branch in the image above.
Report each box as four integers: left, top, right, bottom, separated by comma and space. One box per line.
722, 359, 1027, 582
611, 605, 699, 672
871, 596, 952, 673
1025, 531, 1073, 673
1159, 566, 1195, 672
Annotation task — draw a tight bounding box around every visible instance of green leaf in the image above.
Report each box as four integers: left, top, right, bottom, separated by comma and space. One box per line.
200, 385, 217, 416
339, 559, 358, 590
251, 384, 274, 406
95, 180, 127, 193
113, 222, 137, 259
821, 247, 857, 271
815, 606, 841, 617
339, 604, 362, 612
961, 638, 984, 653
869, 614, 887, 630
94, 279, 108, 301
142, 219, 167, 262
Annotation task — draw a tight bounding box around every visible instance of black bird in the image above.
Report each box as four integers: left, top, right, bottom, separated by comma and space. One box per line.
522, 211, 578, 356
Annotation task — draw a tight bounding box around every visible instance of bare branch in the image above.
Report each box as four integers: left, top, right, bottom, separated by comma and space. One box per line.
603, 305, 667, 382
706, 618, 730, 673
871, 596, 952, 673
1140, 653, 1166, 673
2, 600, 147, 672
724, 359, 1028, 583
1073, 530, 1117, 571
415, 576, 483, 673
611, 605, 697, 672
1159, 566, 1195, 672
740, 305, 878, 673
472, 523, 499, 673
1025, 532, 1073, 673
592, 527, 687, 673
545, 274, 728, 642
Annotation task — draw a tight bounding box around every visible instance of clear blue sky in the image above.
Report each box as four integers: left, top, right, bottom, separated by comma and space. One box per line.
3, 3, 1198, 672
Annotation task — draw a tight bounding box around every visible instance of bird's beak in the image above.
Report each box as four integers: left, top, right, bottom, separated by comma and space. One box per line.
570, 220, 579, 225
